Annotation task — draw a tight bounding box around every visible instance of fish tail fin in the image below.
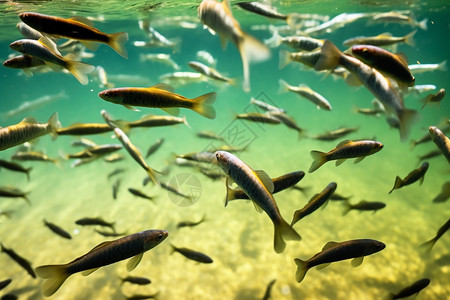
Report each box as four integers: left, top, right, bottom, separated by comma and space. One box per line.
279, 50, 292, 69
294, 258, 309, 283
420, 238, 437, 254
108, 32, 129, 58
265, 25, 282, 48
113, 120, 131, 134
192, 92, 217, 119
274, 219, 301, 253
398, 108, 419, 141
146, 167, 159, 186
286, 13, 299, 29
25, 167, 32, 181
418, 18, 428, 31
388, 176, 402, 194
278, 79, 290, 94
181, 116, 191, 128
342, 201, 352, 216
404, 30, 416, 46
309, 150, 327, 173
314, 40, 341, 71
438, 60, 447, 72
66, 60, 95, 85
47, 112, 62, 140
35, 264, 70, 297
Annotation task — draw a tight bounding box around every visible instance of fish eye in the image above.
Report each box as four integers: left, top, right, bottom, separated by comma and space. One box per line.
158, 233, 163, 240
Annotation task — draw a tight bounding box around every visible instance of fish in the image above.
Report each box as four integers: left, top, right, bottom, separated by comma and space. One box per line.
137, 21, 180, 52
128, 188, 154, 202
408, 60, 447, 74
387, 278, 430, 299
0, 159, 32, 181
140, 53, 180, 70
407, 84, 437, 95
417, 149, 441, 162
35, 230, 168, 296
17, 21, 45, 40
146, 138, 164, 158
236, 1, 291, 22
56, 123, 113, 136
278, 49, 322, 69
44, 219, 72, 239
0, 278, 12, 291
63, 144, 122, 160
372, 11, 427, 30
343, 31, 416, 47
291, 182, 337, 226
196, 130, 225, 142
171, 245, 213, 264
3, 54, 46, 75
420, 217, 450, 253
9, 38, 95, 85
95, 229, 127, 238
261, 279, 276, 300
159, 71, 206, 87
227, 171, 305, 202
215, 151, 301, 253
265, 28, 323, 50
303, 12, 373, 36
388, 162, 429, 194
330, 192, 353, 201
312, 127, 359, 141
98, 84, 217, 119
108, 168, 126, 180
432, 181, 450, 203
428, 126, 450, 163
236, 112, 282, 124
278, 79, 332, 110
71, 138, 97, 148
19, 12, 128, 58
421, 88, 445, 109
104, 153, 124, 163
176, 216, 206, 229
196, 50, 217, 66
0, 209, 14, 219
269, 111, 304, 137
11, 151, 59, 166
294, 239, 385, 283
112, 115, 189, 133
124, 292, 160, 300
342, 200, 386, 215
75, 217, 115, 230
315, 40, 418, 141
160, 182, 192, 200
249, 97, 286, 114
176, 151, 216, 164
112, 178, 121, 200
188, 61, 235, 84
1, 91, 67, 119
198, 0, 270, 92
120, 276, 151, 285
1, 243, 36, 278
309, 139, 384, 173
0, 186, 30, 205
0, 113, 60, 151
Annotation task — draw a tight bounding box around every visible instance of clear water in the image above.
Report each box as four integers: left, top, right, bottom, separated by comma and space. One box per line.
0, 1, 449, 299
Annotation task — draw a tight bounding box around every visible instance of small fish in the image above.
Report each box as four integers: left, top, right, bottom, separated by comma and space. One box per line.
236, 2, 290, 22
417, 149, 441, 162
266, 28, 323, 50
198, 0, 270, 92
171, 244, 213, 264
128, 188, 154, 202
304, 12, 373, 36
278, 79, 332, 110
389, 162, 429, 194
160, 182, 192, 200
104, 153, 124, 163
145, 138, 164, 159
0, 186, 30, 205
120, 276, 151, 285
71, 138, 97, 148
407, 84, 437, 95
420, 217, 450, 253
432, 181, 450, 203
1, 243, 36, 278
98, 84, 217, 119
196, 130, 225, 142
309, 140, 384, 173
409, 60, 447, 74
343, 31, 416, 47
112, 178, 121, 200
19, 12, 128, 58
249, 97, 286, 114
176, 216, 205, 229
0, 159, 32, 181
44, 219, 71, 239
0, 113, 60, 151
215, 151, 301, 253
35, 230, 168, 296
176, 151, 216, 164
108, 168, 126, 180
330, 192, 352, 201
124, 292, 160, 300
428, 126, 450, 163
387, 278, 430, 299
75, 217, 115, 230
279, 49, 322, 69
312, 127, 358, 141
137, 21, 180, 51
2, 91, 66, 119
0, 278, 12, 291
94, 229, 127, 238
140, 53, 180, 70
113, 115, 189, 133
188, 61, 235, 85
159, 71, 206, 87
3, 54, 46, 75
56, 123, 113, 136
270, 111, 303, 137
17, 21, 45, 40
421, 88, 445, 109
372, 11, 427, 30
294, 239, 385, 283
261, 278, 276, 300
11, 151, 59, 166
196, 50, 217, 66
342, 200, 386, 215
291, 182, 337, 226
0, 209, 14, 219
236, 112, 282, 124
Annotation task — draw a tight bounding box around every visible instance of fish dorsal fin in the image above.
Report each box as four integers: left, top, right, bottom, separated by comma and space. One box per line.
88, 241, 113, 253
161, 107, 180, 116
336, 140, 351, 148
322, 241, 339, 251
38, 36, 61, 56
351, 256, 364, 267
69, 16, 94, 27
252, 200, 264, 214
19, 116, 38, 124
151, 83, 175, 93
377, 32, 392, 37
255, 170, 274, 193
126, 252, 143, 271
316, 262, 331, 270
81, 267, 100, 276
396, 52, 409, 66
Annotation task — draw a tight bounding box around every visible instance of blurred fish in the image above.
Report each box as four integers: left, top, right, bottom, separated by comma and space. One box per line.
330, 192, 352, 201
137, 21, 180, 52
113, 115, 189, 133
261, 278, 276, 300
269, 111, 303, 137
35, 230, 168, 296
278, 49, 321, 69
71, 138, 97, 148
109, 74, 152, 86
176, 151, 216, 164
343, 31, 416, 47
98, 84, 217, 119
171, 244, 213, 263
294, 239, 385, 283
120, 276, 151, 285
389, 162, 429, 194
0, 186, 30, 205
160, 182, 191, 200
421, 88, 445, 109
63, 144, 122, 160
236, 1, 294, 24
198, 0, 270, 92
304, 13, 373, 36
140, 53, 180, 70
19, 12, 128, 58
279, 79, 332, 110
56, 123, 113, 136
387, 278, 430, 300
197, 130, 225, 142
432, 181, 450, 203
104, 153, 124, 163
420, 217, 450, 253
11, 150, 60, 166
407, 84, 437, 95
411, 121, 449, 150
196, 50, 217, 66
0, 278, 12, 291
372, 11, 427, 30
312, 127, 358, 141
108, 168, 126, 179
417, 149, 441, 162
0, 113, 60, 151
342, 200, 385, 215
95, 229, 127, 237
176, 216, 205, 229
75, 217, 115, 230
112, 178, 121, 200
128, 188, 154, 202
215, 151, 301, 253
250, 97, 286, 114
0, 159, 32, 181
17, 21, 45, 40
124, 292, 160, 300
0, 209, 14, 219
236, 112, 282, 124
2, 54, 46, 76
188, 61, 235, 85
44, 219, 71, 239
266, 28, 323, 50
146, 138, 164, 158
429, 126, 450, 163
291, 182, 337, 226
309, 139, 383, 173
408, 60, 447, 74
1, 243, 36, 278
354, 99, 385, 116
159, 71, 206, 87
2, 91, 67, 119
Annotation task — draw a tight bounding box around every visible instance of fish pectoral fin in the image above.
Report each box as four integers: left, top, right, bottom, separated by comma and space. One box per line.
353, 156, 366, 164
151, 83, 175, 92
126, 253, 143, 271
123, 104, 140, 111
255, 170, 274, 193
419, 175, 425, 185
81, 267, 100, 276
252, 201, 264, 214
38, 36, 61, 56
316, 263, 331, 270
335, 159, 346, 166
161, 107, 180, 116
322, 241, 339, 251
351, 256, 364, 267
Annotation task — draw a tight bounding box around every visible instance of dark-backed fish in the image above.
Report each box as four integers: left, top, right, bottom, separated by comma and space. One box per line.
128, 188, 154, 202
279, 79, 332, 110
261, 278, 276, 300
145, 138, 164, 158
11, 151, 59, 165
432, 181, 450, 203
56, 123, 113, 136
120, 276, 151, 285
236, 112, 281, 124
388, 278, 430, 299
1, 243, 36, 278
389, 162, 429, 194
312, 127, 358, 141
0, 279, 12, 291
0, 186, 30, 205
171, 245, 213, 264
0, 159, 32, 181
75, 217, 115, 230
44, 219, 71, 239
342, 200, 386, 215
421, 88, 445, 109
343, 31, 416, 47
420, 217, 450, 253
176, 216, 205, 229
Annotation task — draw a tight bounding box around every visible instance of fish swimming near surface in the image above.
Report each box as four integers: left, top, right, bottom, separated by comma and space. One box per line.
198, 0, 270, 92
1, 243, 36, 278
420, 217, 450, 253
19, 12, 128, 58
309, 139, 383, 173
171, 244, 213, 264
342, 200, 386, 215
428, 126, 450, 163
294, 239, 385, 283
215, 150, 301, 253
98, 84, 216, 119
388, 162, 429, 194
0, 113, 60, 151
43, 219, 72, 239
35, 230, 168, 296
387, 278, 430, 299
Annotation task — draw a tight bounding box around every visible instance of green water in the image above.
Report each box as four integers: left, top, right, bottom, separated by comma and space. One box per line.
0, 1, 449, 299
